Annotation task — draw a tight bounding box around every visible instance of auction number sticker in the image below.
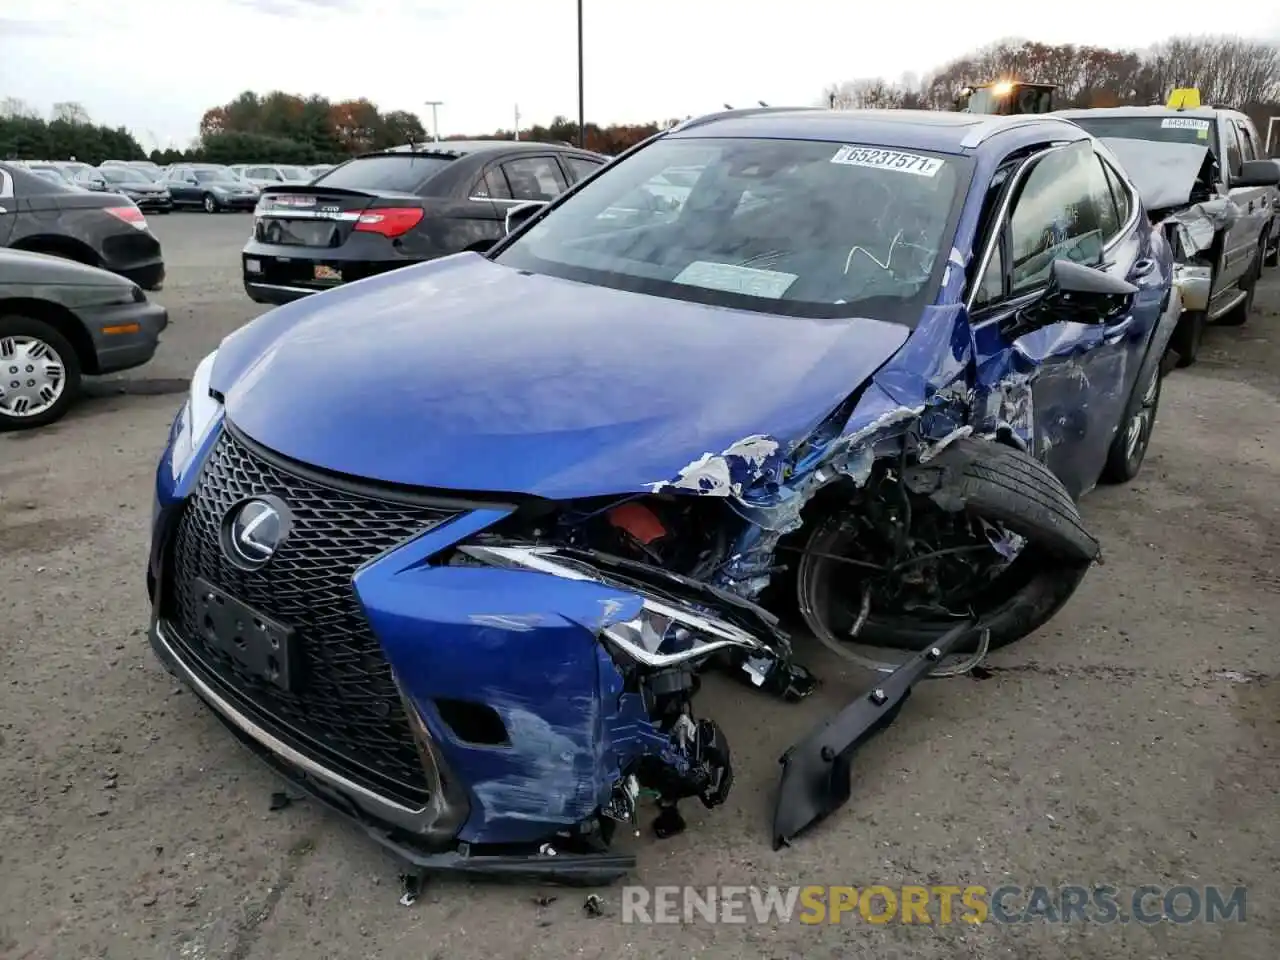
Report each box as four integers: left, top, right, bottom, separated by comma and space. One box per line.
831, 146, 944, 176
1161, 117, 1211, 130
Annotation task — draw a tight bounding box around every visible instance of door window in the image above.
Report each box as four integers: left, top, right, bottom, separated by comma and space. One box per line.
564, 155, 604, 182
1007, 141, 1114, 296
1222, 122, 1243, 178
501, 156, 567, 201
1233, 121, 1257, 162
974, 246, 1005, 307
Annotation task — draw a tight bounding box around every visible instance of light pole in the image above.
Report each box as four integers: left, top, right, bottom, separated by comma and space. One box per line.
576, 0, 584, 148
423, 100, 443, 142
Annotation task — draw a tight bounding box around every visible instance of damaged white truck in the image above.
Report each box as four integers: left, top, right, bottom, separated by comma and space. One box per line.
1059, 99, 1280, 366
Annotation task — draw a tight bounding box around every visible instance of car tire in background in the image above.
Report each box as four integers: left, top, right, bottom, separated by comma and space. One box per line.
1264, 234, 1278, 268
0, 314, 83, 431
1170, 310, 1206, 368
202, 194, 219, 214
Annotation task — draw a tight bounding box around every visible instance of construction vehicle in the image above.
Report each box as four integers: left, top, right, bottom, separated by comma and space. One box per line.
955, 81, 1057, 115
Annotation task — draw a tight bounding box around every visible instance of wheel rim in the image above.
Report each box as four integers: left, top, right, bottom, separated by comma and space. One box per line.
0, 335, 67, 417
1124, 369, 1160, 464
204, 196, 215, 212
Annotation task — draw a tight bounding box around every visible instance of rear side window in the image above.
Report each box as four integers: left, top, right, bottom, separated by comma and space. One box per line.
473, 166, 512, 199
315, 155, 455, 193
565, 156, 604, 181
502, 156, 567, 201
1100, 160, 1132, 226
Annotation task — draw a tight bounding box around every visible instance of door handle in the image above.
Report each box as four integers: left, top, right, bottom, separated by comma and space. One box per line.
1103, 317, 1134, 344
1131, 258, 1157, 278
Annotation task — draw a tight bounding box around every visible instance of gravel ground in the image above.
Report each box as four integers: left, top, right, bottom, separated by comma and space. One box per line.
1, 212, 1277, 960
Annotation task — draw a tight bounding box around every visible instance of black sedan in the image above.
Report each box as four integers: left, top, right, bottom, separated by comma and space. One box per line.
242, 140, 608, 304
1, 162, 165, 291
100, 165, 173, 212
0, 247, 168, 430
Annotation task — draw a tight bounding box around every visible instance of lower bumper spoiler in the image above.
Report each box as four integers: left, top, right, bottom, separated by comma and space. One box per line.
150, 618, 635, 885
772, 620, 978, 848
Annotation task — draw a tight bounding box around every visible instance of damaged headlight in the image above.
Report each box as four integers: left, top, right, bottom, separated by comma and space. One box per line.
601, 597, 767, 669
458, 544, 769, 668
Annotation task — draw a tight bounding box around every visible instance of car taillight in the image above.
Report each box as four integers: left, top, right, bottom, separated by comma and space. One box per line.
353, 207, 424, 238
105, 205, 148, 231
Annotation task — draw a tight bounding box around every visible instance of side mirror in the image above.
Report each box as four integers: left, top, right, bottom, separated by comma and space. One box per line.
505, 200, 547, 235
1000, 259, 1138, 339
1234, 158, 1280, 188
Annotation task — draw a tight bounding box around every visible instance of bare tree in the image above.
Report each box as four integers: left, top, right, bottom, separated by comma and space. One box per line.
823, 33, 1280, 113
50, 101, 92, 124
0, 96, 40, 119
823, 78, 907, 109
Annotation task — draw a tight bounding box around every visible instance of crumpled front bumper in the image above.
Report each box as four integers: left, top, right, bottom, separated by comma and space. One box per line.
146, 424, 739, 882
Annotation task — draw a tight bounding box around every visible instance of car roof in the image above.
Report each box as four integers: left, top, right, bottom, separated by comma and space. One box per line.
379, 140, 595, 157
1056, 105, 1228, 120
666, 107, 1083, 155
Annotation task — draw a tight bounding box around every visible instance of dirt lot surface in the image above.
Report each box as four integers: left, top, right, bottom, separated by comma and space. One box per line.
2, 212, 1277, 959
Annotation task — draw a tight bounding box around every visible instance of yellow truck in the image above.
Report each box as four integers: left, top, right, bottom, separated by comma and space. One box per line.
955, 81, 1056, 115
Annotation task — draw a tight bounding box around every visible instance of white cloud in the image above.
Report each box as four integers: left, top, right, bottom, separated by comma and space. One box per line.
1, 0, 1277, 142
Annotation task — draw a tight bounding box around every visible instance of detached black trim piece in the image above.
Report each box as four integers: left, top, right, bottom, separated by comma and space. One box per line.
771, 619, 977, 849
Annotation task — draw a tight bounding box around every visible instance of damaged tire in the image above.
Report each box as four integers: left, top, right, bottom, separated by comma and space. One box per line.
796, 438, 1098, 653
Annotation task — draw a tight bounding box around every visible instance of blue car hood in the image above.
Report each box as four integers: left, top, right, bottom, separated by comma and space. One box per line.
215, 254, 911, 498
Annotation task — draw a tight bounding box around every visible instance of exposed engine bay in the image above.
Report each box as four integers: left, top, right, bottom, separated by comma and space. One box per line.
442, 427, 1097, 861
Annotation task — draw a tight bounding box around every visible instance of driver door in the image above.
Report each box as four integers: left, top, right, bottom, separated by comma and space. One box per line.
968, 139, 1159, 498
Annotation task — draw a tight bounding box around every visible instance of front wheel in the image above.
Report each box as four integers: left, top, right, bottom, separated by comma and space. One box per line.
0, 315, 82, 431
1170, 310, 1206, 368
202, 193, 219, 214
795, 439, 1099, 653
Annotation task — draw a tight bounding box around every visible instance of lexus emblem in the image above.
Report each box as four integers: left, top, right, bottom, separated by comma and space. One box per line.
222, 496, 292, 568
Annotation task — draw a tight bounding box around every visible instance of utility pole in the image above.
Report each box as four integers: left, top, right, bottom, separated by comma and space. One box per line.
514, 104, 521, 141
576, 0, 585, 147
423, 100, 443, 142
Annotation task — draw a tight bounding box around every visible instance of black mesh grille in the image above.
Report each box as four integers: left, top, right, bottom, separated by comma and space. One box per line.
165, 427, 460, 808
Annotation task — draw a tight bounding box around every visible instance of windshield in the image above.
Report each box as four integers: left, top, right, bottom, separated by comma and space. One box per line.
1070, 115, 1218, 152
277, 165, 312, 181
495, 137, 967, 322
314, 154, 453, 192
103, 166, 151, 183
194, 169, 239, 184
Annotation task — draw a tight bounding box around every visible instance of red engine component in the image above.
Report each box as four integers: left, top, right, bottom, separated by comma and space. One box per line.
607, 501, 668, 545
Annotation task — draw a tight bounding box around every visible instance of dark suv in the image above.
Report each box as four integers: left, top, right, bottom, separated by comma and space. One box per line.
241, 141, 609, 304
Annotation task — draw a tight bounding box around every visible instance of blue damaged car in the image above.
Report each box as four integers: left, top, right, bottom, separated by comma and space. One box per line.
146, 107, 1180, 883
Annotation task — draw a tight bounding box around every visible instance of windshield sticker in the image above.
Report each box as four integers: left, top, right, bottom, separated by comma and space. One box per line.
830, 146, 944, 177
1161, 117, 1211, 131
673, 261, 797, 299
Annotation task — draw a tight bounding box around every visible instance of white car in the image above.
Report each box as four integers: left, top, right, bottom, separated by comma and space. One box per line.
232, 163, 315, 188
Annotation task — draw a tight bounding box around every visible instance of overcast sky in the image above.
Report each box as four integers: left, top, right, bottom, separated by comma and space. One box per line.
3, 0, 1278, 150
